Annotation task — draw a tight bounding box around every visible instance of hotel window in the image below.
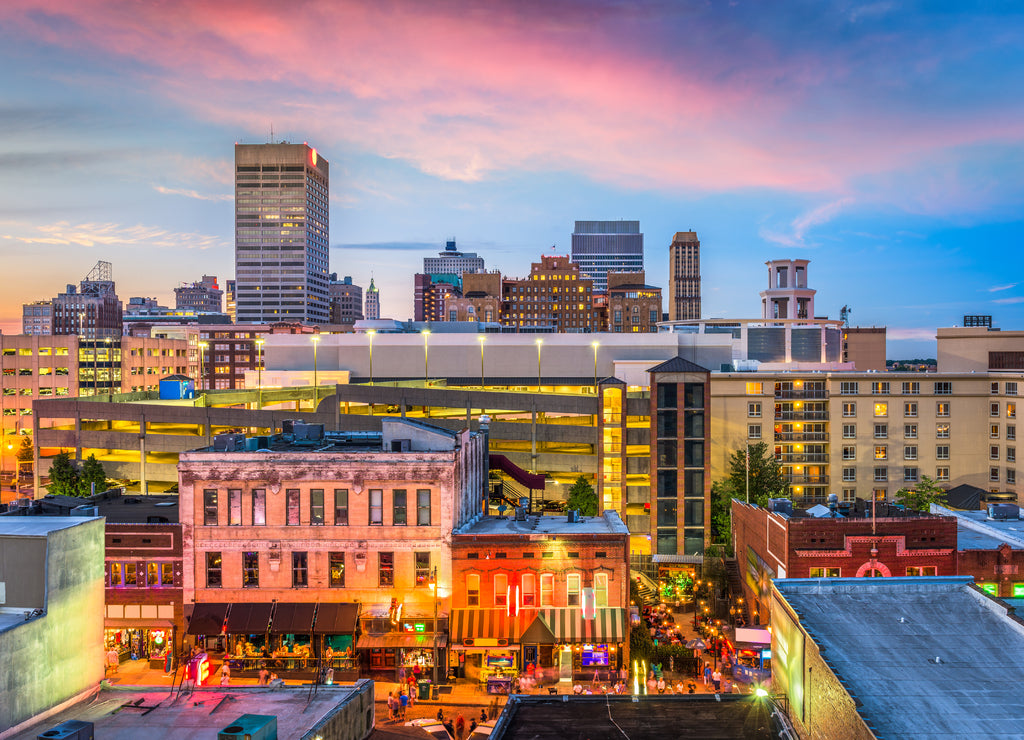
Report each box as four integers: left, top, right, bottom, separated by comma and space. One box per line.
745, 382, 763, 395
936, 402, 950, 417
379, 552, 394, 587
494, 573, 508, 606
242, 552, 259, 588
991, 467, 1000, 483
522, 573, 536, 606
871, 382, 889, 395
992, 382, 1000, 395
595, 573, 609, 607
228, 489, 242, 526
286, 489, 301, 525
991, 425, 1000, 439
310, 489, 325, 525
393, 489, 407, 526
369, 489, 383, 525
875, 446, 887, 460
329, 552, 345, 587
905, 424, 918, 439
874, 403, 888, 417
902, 382, 920, 395
1009, 447, 1016, 463
748, 425, 762, 439
334, 489, 349, 525
1009, 403, 1017, 419
1007, 382, 1018, 397
109, 562, 124, 586
540, 573, 554, 607
874, 467, 888, 482
810, 567, 841, 577
203, 490, 218, 525
843, 402, 856, 417
206, 552, 222, 587
936, 424, 950, 439
843, 424, 856, 439
1009, 469, 1017, 485
417, 489, 432, 525
567, 573, 581, 607
991, 402, 1001, 417
874, 424, 888, 439
936, 445, 950, 460
840, 381, 858, 395
842, 467, 856, 482
904, 446, 918, 460
292, 552, 308, 587
843, 446, 856, 460
936, 466, 950, 481
934, 381, 952, 395
252, 489, 266, 526
842, 488, 856, 502
1009, 425, 1017, 441
748, 402, 761, 417
466, 574, 480, 606
415, 552, 431, 587
904, 402, 918, 417
907, 566, 937, 576
991, 446, 1000, 461
904, 467, 919, 483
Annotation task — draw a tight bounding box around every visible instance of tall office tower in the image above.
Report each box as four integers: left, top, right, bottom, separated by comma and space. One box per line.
423, 239, 485, 277
329, 274, 364, 325
174, 275, 223, 313
570, 220, 643, 294
669, 231, 701, 321
234, 143, 330, 324
365, 278, 380, 320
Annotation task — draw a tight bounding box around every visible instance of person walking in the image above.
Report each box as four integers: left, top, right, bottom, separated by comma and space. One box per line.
455, 713, 466, 740
106, 646, 120, 675
386, 691, 395, 721
218, 662, 230, 686
257, 666, 270, 686
703, 662, 712, 686
712, 668, 722, 693
399, 690, 409, 720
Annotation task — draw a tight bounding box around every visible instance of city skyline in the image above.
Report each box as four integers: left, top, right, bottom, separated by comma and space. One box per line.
3, 2, 1024, 356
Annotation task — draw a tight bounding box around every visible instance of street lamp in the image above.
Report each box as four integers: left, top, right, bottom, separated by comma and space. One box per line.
366, 330, 376, 385
422, 330, 431, 384
477, 335, 486, 386
535, 338, 543, 390
311, 335, 321, 405
198, 341, 208, 392
591, 341, 599, 391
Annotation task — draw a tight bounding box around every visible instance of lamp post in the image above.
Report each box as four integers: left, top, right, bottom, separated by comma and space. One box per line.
198, 341, 208, 392
255, 338, 264, 409
477, 335, 486, 386
430, 566, 439, 685
535, 338, 543, 390
591, 341, 599, 390
422, 330, 431, 384
311, 335, 321, 406
366, 330, 376, 385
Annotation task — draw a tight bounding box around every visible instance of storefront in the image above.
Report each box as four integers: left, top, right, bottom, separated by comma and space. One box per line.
105, 602, 179, 669
313, 602, 360, 682
519, 608, 627, 684
359, 606, 448, 682
185, 602, 231, 657
266, 602, 316, 675
450, 608, 520, 690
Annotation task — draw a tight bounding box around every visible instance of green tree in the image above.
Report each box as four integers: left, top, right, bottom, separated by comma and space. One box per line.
710, 479, 738, 544
895, 475, 947, 512
710, 443, 789, 544
566, 475, 598, 516
47, 452, 81, 497
79, 454, 109, 497
16, 434, 33, 464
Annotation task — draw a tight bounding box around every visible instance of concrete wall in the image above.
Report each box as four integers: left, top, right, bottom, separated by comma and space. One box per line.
0, 518, 105, 734
300, 679, 375, 740
0, 536, 47, 608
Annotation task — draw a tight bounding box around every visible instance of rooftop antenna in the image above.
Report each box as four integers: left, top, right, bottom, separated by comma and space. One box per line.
840, 305, 852, 327
269, 123, 274, 144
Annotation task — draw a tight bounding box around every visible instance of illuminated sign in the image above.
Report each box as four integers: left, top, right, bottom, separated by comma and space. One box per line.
310, 148, 318, 167
403, 622, 427, 633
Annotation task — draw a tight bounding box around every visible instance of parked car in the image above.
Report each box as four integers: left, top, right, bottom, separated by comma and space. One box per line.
405, 718, 453, 740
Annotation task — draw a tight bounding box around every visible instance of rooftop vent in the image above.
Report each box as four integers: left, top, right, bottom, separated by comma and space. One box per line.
988, 503, 1020, 520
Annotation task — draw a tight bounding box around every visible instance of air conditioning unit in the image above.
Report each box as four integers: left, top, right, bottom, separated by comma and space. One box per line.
218, 715, 277, 740
37, 720, 94, 740
213, 433, 246, 451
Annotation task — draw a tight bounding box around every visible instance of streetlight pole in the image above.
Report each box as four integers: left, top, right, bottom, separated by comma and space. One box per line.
255, 338, 264, 410
198, 341, 208, 392
422, 330, 431, 384
535, 338, 543, 391
477, 335, 486, 386
311, 335, 321, 407
591, 341, 599, 391
366, 330, 376, 385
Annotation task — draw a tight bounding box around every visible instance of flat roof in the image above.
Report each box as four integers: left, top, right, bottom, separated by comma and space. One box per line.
774, 577, 1024, 738
932, 505, 1024, 550
28, 493, 180, 524
10, 684, 371, 740
0, 516, 100, 537
455, 511, 630, 537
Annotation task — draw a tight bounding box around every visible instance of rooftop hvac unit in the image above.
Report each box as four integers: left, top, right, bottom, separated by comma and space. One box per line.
218, 714, 277, 740
292, 423, 324, 442
281, 419, 301, 434
514, 507, 528, 522
768, 499, 793, 515
213, 433, 246, 451
37, 720, 94, 740
988, 503, 1021, 520
567, 509, 580, 523
71, 505, 99, 517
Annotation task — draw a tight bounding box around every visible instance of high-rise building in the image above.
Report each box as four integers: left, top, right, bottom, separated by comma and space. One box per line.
234, 143, 330, 325
414, 273, 461, 322
50, 260, 123, 340
364, 278, 380, 320
423, 239, 485, 277
174, 275, 223, 313
669, 231, 701, 321
225, 280, 236, 322
329, 275, 364, 325
21, 301, 53, 335
571, 220, 643, 294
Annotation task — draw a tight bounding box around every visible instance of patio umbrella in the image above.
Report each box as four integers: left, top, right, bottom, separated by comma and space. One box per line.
685, 638, 707, 650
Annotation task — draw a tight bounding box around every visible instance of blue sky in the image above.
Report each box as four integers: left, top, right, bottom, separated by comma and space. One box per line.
2, 1, 1024, 358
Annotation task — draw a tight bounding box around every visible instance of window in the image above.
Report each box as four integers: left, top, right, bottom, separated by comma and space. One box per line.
409, 551, 430, 588
907, 566, 937, 576
843, 446, 856, 460
203, 490, 218, 525
843, 402, 857, 417
840, 381, 858, 395
286, 489, 300, 525
595, 573, 609, 607
875, 446, 887, 460
1009, 402, 1017, 419
936, 423, 950, 439
228, 489, 241, 526
748, 424, 762, 439
902, 382, 919, 395
874, 424, 888, 439
334, 489, 349, 525
874, 467, 888, 482
467, 574, 480, 606
109, 562, 123, 586
206, 552, 222, 587
936, 445, 950, 460
393, 489, 407, 526
242, 552, 259, 587
992, 382, 1000, 395
328, 552, 345, 587
991, 446, 1000, 461
936, 402, 950, 417
567, 573, 581, 607
379, 552, 394, 587
1008, 382, 1018, 397
905, 424, 918, 439
745, 382, 763, 395
843, 424, 857, 439
417, 489, 431, 526
748, 402, 761, 417
904, 446, 918, 460
1009, 447, 1016, 463
904, 467, 918, 483
991, 402, 1001, 417
872, 488, 887, 502
991, 467, 1000, 483
540, 573, 554, 606
843, 467, 856, 482
934, 381, 952, 395
292, 551, 308, 587
369, 489, 383, 525
252, 489, 266, 526
1009, 469, 1017, 485
161, 563, 173, 586
936, 466, 950, 481
310, 489, 324, 525
495, 573, 508, 606
871, 382, 889, 395
904, 402, 918, 418
1009, 425, 1017, 441
522, 573, 536, 606
874, 403, 888, 417
991, 425, 1000, 439
809, 567, 841, 577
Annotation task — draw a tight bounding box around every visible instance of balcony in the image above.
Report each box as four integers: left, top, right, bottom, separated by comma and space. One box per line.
783, 474, 830, 485
776, 453, 830, 464
775, 411, 829, 421
774, 432, 829, 442
775, 389, 828, 400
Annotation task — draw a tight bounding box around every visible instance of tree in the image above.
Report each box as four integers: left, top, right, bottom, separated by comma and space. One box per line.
895, 475, 947, 512
566, 475, 598, 516
724, 442, 789, 508
710, 479, 738, 544
16, 434, 32, 464
47, 452, 81, 497
79, 454, 109, 497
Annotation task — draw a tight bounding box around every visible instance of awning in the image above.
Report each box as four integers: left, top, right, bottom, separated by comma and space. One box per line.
313, 603, 360, 634
186, 603, 230, 636
652, 554, 705, 564
357, 633, 448, 650
520, 614, 557, 645
450, 608, 519, 643
533, 608, 626, 643
226, 603, 274, 635
270, 603, 316, 634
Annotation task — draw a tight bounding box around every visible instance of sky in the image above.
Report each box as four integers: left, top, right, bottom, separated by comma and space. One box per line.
2, 1, 1024, 359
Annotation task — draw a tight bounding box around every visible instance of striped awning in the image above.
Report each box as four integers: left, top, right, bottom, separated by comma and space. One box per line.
450, 608, 519, 643
533, 608, 626, 644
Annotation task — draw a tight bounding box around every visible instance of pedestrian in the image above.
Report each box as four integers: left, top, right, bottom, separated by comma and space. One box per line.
258, 667, 270, 686
712, 668, 722, 693
656, 676, 666, 694
399, 690, 409, 720
218, 661, 230, 686
703, 663, 712, 686
106, 646, 120, 675
620, 666, 628, 683
470, 719, 478, 733
437, 708, 445, 722
398, 665, 406, 684
480, 708, 488, 723
387, 691, 395, 721
455, 713, 466, 740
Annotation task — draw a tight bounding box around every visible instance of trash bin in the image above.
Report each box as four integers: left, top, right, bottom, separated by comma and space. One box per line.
418, 678, 431, 700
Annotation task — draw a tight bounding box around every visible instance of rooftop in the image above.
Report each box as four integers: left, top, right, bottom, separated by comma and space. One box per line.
0, 516, 99, 537
455, 510, 630, 537
774, 576, 1024, 739
7, 491, 181, 524
932, 504, 1024, 550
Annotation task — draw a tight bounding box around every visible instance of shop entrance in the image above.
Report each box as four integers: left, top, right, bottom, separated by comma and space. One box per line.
558, 647, 573, 682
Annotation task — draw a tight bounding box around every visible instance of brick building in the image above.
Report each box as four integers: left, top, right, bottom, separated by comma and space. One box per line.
450, 509, 630, 688
605, 271, 662, 333
414, 273, 462, 322
932, 503, 1024, 598
329, 275, 364, 326
174, 275, 223, 313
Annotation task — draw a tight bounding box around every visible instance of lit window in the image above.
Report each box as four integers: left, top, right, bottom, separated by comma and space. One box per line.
874, 403, 887, 417
567, 573, 581, 607
467, 574, 480, 606
745, 382, 763, 395
495, 573, 508, 606
875, 446, 887, 460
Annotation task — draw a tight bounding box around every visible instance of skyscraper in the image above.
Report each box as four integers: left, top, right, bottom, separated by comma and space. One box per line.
669, 231, 701, 321
365, 278, 380, 320
570, 220, 643, 293
423, 239, 485, 277
234, 143, 330, 324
